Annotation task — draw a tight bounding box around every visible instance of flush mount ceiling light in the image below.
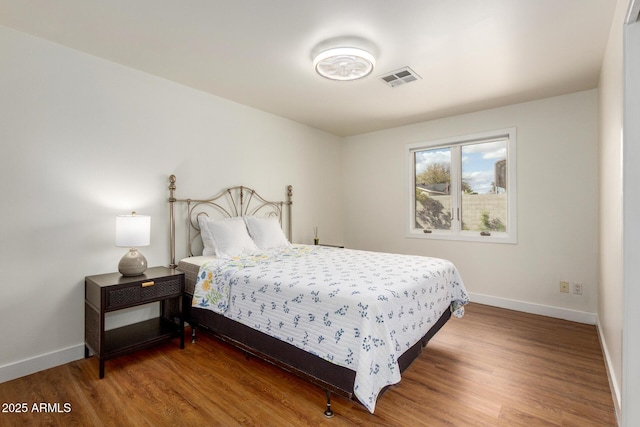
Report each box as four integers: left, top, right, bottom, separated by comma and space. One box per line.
313, 47, 376, 81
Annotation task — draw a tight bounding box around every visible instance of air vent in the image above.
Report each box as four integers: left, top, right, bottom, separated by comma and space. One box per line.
379, 67, 422, 88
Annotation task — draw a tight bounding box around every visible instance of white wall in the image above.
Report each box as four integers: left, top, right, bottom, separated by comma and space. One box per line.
342, 90, 599, 320
598, 0, 628, 419
622, 5, 640, 426
0, 25, 343, 381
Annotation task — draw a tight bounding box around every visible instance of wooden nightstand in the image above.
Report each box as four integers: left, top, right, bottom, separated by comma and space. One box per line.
84, 266, 185, 378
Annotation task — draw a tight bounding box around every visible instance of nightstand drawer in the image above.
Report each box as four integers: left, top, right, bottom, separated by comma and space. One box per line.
106, 276, 182, 310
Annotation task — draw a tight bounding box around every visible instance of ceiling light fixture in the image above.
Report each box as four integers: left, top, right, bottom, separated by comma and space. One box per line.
313, 47, 375, 81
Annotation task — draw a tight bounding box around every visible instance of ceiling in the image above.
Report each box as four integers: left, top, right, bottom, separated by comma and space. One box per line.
0, 0, 618, 136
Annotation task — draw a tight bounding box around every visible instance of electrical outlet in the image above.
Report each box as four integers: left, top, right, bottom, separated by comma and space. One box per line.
560, 281, 570, 293
573, 282, 583, 295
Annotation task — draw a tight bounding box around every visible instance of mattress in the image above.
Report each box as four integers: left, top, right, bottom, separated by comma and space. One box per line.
177, 255, 215, 295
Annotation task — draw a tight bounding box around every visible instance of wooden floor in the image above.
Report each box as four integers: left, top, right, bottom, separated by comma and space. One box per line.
0, 303, 616, 426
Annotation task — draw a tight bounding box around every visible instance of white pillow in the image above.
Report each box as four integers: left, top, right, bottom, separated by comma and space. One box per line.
198, 216, 258, 258
244, 216, 290, 249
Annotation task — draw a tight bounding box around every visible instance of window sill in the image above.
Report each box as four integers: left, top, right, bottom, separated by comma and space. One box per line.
406, 231, 517, 244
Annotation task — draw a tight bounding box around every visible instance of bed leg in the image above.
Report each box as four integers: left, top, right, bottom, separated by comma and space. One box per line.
324, 390, 334, 418
191, 326, 197, 343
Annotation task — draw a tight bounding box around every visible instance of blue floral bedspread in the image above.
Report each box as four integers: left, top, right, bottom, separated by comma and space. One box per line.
192, 245, 469, 413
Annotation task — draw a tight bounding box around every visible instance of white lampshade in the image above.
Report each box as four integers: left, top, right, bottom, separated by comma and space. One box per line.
116, 212, 150, 248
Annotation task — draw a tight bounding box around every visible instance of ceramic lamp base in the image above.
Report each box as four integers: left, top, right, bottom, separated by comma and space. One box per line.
118, 248, 148, 276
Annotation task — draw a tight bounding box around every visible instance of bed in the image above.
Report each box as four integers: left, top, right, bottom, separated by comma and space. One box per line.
168, 175, 469, 416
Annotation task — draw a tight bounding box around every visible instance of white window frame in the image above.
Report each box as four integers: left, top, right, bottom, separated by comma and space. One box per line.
406, 128, 517, 244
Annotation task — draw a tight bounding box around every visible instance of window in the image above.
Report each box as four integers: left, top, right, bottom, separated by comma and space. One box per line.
407, 128, 517, 243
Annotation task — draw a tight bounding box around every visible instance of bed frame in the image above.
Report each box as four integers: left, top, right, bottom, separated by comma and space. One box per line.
167, 174, 451, 416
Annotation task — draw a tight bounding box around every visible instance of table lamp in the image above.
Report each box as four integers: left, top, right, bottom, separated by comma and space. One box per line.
116, 212, 150, 276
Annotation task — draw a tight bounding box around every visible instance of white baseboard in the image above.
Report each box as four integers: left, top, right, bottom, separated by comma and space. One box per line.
596, 316, 622, 426
0, 344, 85, 384
468, 292, 597, 324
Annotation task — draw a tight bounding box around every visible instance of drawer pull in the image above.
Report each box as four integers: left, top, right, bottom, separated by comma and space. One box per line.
141, 281, 155, 288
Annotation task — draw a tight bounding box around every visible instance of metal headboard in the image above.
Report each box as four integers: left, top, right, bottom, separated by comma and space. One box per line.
168, 174, 293, 268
